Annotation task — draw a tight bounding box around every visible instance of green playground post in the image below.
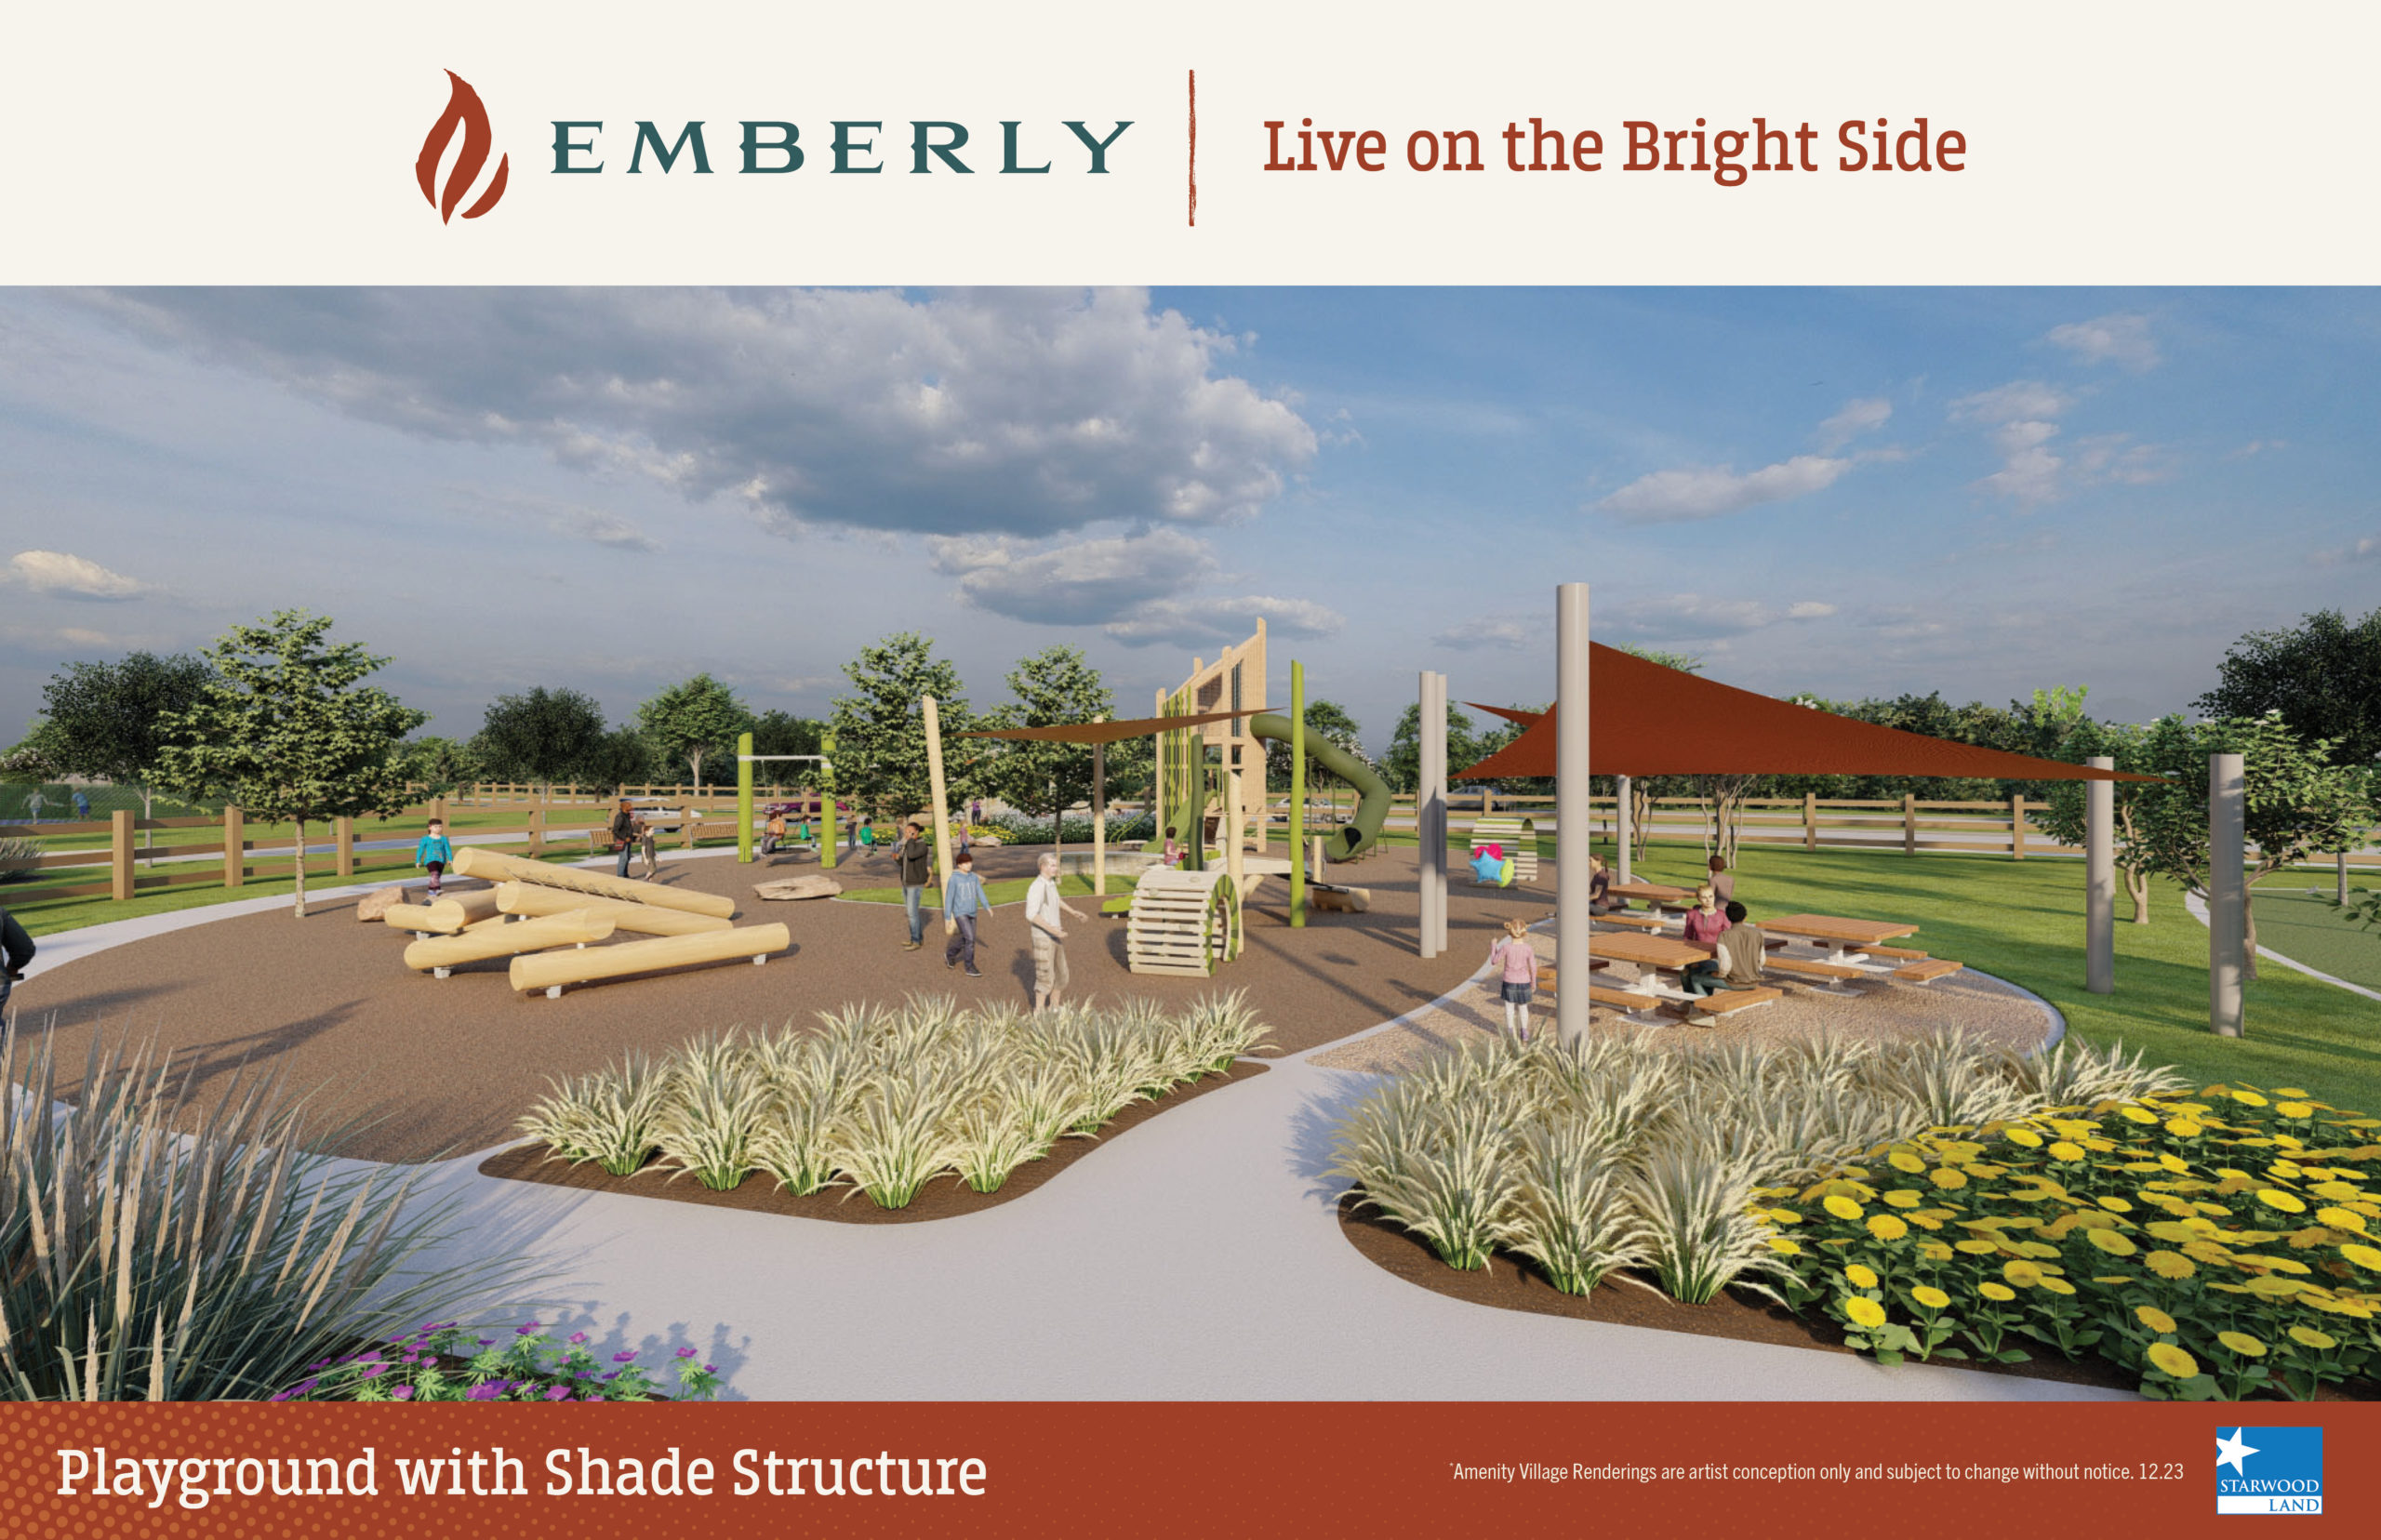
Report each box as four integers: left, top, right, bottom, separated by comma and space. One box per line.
820, 730, 839, 870
736, 730, 755, 863
1289, 659, 1306, 928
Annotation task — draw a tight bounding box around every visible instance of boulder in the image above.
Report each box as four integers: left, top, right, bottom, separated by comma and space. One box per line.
754, 875, 844, 901
356, 884, 421, 922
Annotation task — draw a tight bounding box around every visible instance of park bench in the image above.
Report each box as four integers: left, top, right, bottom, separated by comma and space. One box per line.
1863, 944, 1930, 961
1596, 912, 1669, 934
1684, 985, 1785, 1022
1891, 959, 1965, 984
1762, 954, 1869, 994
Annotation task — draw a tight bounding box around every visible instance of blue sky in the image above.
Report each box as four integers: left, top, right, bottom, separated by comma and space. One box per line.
3, 286, 2375, 755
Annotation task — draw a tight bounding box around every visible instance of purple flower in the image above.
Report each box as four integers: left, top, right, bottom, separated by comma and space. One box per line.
269, 1390, 293, 1402
362, 1363, 387, 1378
476, 1338, 495, 1348
568, 1332, 589, 1346
465, 1383, 501, 1401
297, 1379, 319, 1396
392, 1386, 415, 1401
703, 1365, 717, 1374
612, 1351, 637, 1362
515, 1322, 541, 1336
601, 1372, 619, 1381
544, 1385, 571, 1401
675, 1347, 697, 1359
583, 1391, 604, 1401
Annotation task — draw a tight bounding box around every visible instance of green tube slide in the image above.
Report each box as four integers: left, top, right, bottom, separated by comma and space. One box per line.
1248, 712, 1392, 861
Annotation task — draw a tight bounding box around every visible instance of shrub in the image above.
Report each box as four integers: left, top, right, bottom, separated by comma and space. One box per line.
518, 993, 1269, 1209
275, 1321, 722, 1402
0, 836, 37, 883
0, 1025, 516, 1401
978, 811, 1155, 845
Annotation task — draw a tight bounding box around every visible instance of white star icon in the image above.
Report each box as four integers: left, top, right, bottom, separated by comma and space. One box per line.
2217, 1428, 2259, 1475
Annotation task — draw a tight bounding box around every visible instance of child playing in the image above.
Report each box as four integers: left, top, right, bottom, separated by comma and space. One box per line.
1162, 826, 1184, 868
415, 817, 455, 898
1488, 918, 1541, 1042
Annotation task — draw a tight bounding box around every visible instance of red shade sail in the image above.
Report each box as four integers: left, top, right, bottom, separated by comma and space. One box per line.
1456, 645, 2155, 781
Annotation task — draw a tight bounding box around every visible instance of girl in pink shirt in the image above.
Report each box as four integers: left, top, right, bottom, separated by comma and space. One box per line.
1487, 917, 1541, 1042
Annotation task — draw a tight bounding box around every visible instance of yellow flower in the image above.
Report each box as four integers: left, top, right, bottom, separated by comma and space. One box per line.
2141, 1251, 2195, 1281
1824, 1195, 1866, 1221
1867, 1215, 1909, 1242
2316, 1207, 2367, 1234
2157, 1153, 2190, 1175
2039, 1276, 2078, 1295
2245, 1276, 2305, 1297
2257, 1190, 2308, 1215
1977, 1281, 2017, 1301
2118, 1105, 2161, 1124
1844, 1263, 1880, 1289
2217, 1331, 2267, 1357
2135, 1305, 2177, 1334
2047, 1142, 2086, 1162
2164, 1118, 2202, 1138
2086, 1228, 2139, 1256
1919, 1241, 1954, 1262
2231, 1090, 2270, 1109
2342, 1243, 2381, 1271
1955, 1239, 2000, 1255
2003, 1127, 2044, 1148
2277, 1102, 2316, 1119
1767, 1208, 1802, 1226
2002, 1260, 2043, 1287
2274, 1088, 2311, 1099
2288, 1325, 2337, 1350
1929, 1168, 1969, 1190
2146, 1342, 2200, 1378
1767, 1237, 1802, 1256
1888, 1150, 1928, 1174
1883, 1189, 1923, 1209
1911, 1285, 1950, 1310
2095, 1196, 2135, 1214
1843, 1296, 1887, 1329
2309, 1181, 2365, 1201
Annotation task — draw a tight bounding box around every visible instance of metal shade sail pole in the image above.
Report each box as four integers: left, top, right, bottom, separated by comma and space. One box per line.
1555, 583, 1591, 1048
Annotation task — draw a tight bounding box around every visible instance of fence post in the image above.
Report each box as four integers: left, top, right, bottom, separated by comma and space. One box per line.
528, 807, 545, 859
222, 806, 245, 888
336, 816, 354, 878
112, 809, 135, 901
1901, 794, 1916, 856
1802, 791, 1817, 851
683, 815, 697, 851
2009, 794, 2028, 859
432, 794, 447, 825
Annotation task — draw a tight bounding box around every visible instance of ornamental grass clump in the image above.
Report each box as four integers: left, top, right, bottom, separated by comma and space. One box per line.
0, 1024, 515, 1401
1329, 1029, 2189, 1312
1762, 1080, 2381, 1399
517, 992, 1267, 1210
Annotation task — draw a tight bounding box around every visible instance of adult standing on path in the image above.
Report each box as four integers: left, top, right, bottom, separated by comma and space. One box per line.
1025, 850, 1085, 1012
943, 848, 986, 977
609, 797, 639, 879
895, 819, 933, 950
638, 810, 660, 880
0, 905, 33, 1017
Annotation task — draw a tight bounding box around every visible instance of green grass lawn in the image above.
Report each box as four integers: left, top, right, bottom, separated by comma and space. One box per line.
2242, 886, 2381, 992
1612, 842, 2381, 1115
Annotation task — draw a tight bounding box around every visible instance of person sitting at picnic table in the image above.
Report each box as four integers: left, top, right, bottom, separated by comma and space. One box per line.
1588, 853, 1616, 914
1706, 855, 1736, 906
1679, 883, 1729, 947
1682, 901, 1766, 1002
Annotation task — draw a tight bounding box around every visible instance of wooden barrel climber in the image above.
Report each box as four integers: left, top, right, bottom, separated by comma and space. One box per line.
1126, 868, 1242, 977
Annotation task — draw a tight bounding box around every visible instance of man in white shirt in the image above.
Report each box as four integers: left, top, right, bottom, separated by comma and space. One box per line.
1025, 850, 1085, 1012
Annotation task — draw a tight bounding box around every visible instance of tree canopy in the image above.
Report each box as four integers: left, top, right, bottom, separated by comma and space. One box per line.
34, 650, 215, 817
2196, 606, 2381, 770
830, 633, 975, 821
979, 645, 1113, 821
152, 611, 425, 918
474, 685, 609, 791
634, 674, 752, 790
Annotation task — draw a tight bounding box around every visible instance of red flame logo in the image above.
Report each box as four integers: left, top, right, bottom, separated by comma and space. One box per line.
416, 71, 509, 222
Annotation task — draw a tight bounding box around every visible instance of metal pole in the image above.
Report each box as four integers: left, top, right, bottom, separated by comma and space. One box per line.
819, 732, 838, 870
2209, 751, 2245, 1038
1616, 774, 1633, 884
1556, 583, 1591, 1047
1093, 731, 1107, 898
736, 730, 755, 863
2085, 754, 2113, 994
1419, 670, 1444, 958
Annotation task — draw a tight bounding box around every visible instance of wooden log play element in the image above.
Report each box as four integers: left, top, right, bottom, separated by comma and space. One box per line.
403, 910, 616, 976
510, 923, 791, 997
1126, 868, 1241, 977
450, 846, 736, 919
494, 882, 734, 936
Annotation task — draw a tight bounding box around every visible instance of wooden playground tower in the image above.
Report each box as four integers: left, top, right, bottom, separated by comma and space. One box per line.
1153, 617, 1268, 869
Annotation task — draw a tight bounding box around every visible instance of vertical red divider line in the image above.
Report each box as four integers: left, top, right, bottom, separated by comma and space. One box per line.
1188, 69, 1198, 227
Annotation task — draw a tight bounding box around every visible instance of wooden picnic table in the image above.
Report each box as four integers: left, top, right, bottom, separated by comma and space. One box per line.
1762, 913, 1920, 964
1587, 930, 1713, 998
1606, 881, 1694, 904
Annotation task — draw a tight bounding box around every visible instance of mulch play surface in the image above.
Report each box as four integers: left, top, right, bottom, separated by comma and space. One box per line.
14, 842, 1547, 1162
478, 1059, 1268, 1224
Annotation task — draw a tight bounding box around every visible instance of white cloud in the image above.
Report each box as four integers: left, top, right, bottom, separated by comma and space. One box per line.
2319, 532, 2381, 564
549, 508, 660, 551
1817, 396, 1892, 450
1950, 380, 2073, 425
1598, 455, 1852, 523
928, 527, 1217, 625
2229, 439, 2287, 458
1601, 593, 1839, 642
2047, 312, 2160, 372
1432, 616, 1536, 651
2070, 434, 2168, 486
5, 549, 149, 600
1103, 594, 1344, 648
1951, 380, 2076, 505
75, 287, 1319, 541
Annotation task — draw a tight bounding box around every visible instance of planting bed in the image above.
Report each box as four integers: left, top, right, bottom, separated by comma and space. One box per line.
482, 1059, 1267, 1224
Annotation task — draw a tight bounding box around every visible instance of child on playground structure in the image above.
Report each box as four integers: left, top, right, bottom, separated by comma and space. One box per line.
761, 809, 788, 857
608, 797, 638, 879
1488, 918, 1540, 1042
1162, 826, 1184, 868
414, 818, 454, 899
943, 847, 987, 977
1680, 884, 1729, 946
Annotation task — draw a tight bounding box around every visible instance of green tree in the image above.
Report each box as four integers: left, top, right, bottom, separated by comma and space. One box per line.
2035, 718, 2162, 924
634, 674, 752, 790
830, 633, 974, 823
2125, 713, 2371, 987
980, 645, 1110, 826
473, 685, 610, 794
35, 650, 215, 824
2197, 607, 2381, 769
1, 720, 65, 781
152, 611, 426, 919
579, 725, 660, 794
751, 710, 826, 763
1379, 702, 1482, 795
391, 734, 486, 796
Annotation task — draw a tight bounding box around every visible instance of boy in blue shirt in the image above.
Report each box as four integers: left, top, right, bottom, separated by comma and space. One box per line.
942, 848, 987, 977
414, 817, 455, 898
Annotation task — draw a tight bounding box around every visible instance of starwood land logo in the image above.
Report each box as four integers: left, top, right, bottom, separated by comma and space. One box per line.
417, 71, 510, 223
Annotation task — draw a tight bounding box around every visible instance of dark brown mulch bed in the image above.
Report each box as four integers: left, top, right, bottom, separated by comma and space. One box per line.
1337, 1192, 2158, 1394
479, 1059, 1268, 1225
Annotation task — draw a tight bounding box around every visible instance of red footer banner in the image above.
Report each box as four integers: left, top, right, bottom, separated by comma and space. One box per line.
0, 1401, 2364, 1535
